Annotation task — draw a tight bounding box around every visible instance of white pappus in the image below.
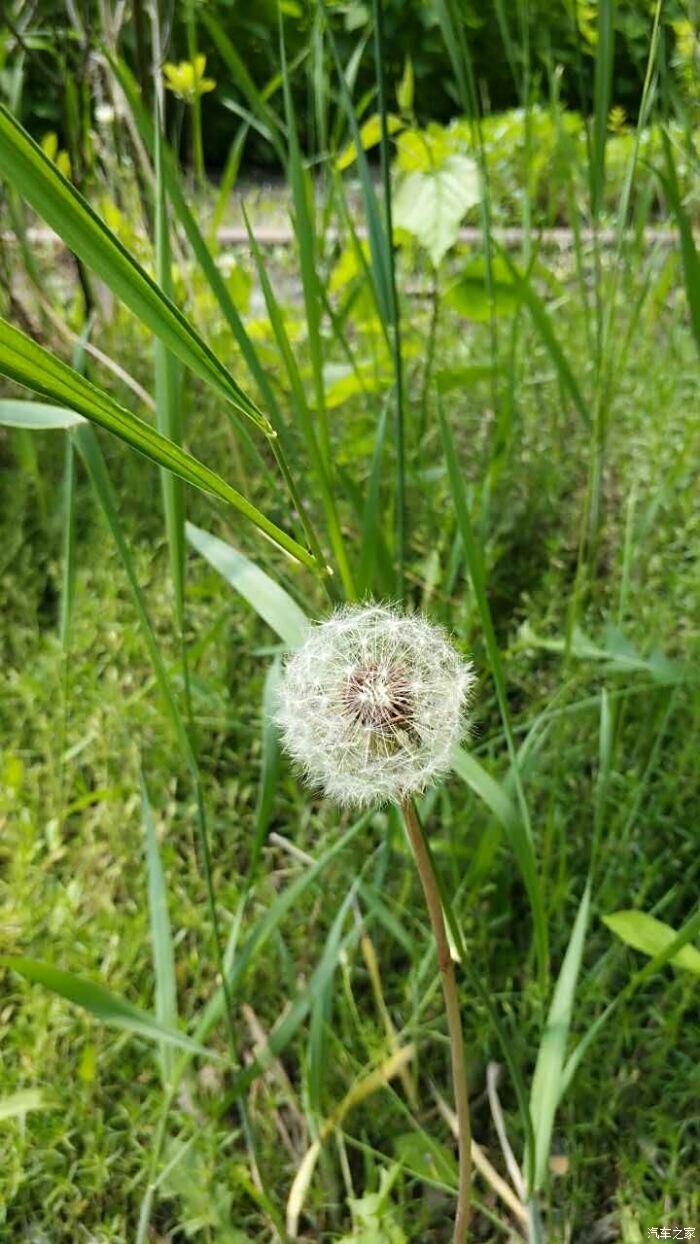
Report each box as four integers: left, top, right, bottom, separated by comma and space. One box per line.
275, 604, 475, 808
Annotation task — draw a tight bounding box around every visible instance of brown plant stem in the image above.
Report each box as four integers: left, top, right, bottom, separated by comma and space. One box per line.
401, 797, 471, 1243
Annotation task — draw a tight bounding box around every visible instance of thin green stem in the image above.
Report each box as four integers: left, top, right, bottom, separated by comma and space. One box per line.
372, 0, 406, 599
401, 798, 471, 1242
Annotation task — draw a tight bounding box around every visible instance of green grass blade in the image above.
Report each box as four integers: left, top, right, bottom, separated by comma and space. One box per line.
661, 131, 700, 358
324, 12, 392, 327
0, 329, 316, 570
560, 905, 700, 1099
186, 522, 310, 649
357, 407, 388, 596
242, 208, 354, 594
226, 880, 361, 1102
0, 399, 84, 429
1, 957, 221, 1061
0, 102, 268, 431
109, 59, 282, 435
438, 398, 548, 985
153, 100, 186, 627
450, 747, 519, 833
249, 660, 283, 877
193, 815, 370, 1046
370, 0, 406, 596
141, 780, 179, 1085
411, 808, 537, 1190
199, 9, 287, 163
0, 1090, 46, 1121
74, 424, 190, 759
279, 22, 329, 465
528, 881, 591, 1191
497, 252, 591, 427
590, 0, 616, 217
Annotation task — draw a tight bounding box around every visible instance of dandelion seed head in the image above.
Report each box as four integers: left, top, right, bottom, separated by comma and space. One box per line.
275, 604, 475, 807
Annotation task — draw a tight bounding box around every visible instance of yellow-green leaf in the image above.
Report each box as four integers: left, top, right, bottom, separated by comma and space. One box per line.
603, 910, 700, 975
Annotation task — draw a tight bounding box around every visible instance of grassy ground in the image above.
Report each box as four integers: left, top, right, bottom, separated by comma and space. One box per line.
1, 223, 699, 1244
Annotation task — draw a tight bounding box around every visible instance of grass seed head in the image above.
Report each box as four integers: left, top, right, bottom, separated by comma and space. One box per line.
275, 604, 475, 807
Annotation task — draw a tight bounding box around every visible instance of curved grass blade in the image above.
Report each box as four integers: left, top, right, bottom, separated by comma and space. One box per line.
1, 957, 222, 1061
0, 102, 268, 431
186, 522, 309, 648
0, 328, 317, 570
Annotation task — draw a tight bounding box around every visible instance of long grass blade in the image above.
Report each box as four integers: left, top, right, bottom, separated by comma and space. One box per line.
186, 522, 309, 648
528, 881, 591, 1191
1, 957, 220, 1061
141, 780, 178, 1085
0, 103, 268, 430
0, 331, 316, 569
438, 399, 548, 985
153, 99, 186, 626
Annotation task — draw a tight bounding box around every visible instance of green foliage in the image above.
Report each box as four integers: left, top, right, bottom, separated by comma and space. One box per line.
1, 2, 699, 1241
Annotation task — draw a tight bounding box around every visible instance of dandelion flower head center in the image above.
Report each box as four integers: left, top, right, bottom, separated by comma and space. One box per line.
341, 660, 415, 741
276, 605, 474, 807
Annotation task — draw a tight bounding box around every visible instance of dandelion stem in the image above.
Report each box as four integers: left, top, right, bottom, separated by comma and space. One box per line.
401, 798, 471, 1243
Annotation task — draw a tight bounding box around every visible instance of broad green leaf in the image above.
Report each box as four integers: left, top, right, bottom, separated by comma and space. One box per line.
186, 522, 309, 648
0, 102, 268, 431
0, 1090, 45, 1121
0, 328, 317, 570
603, 910, 700, 976
0, 399, 84, 429
335, 112, 403, 172
1, 957, 223, 1060
393, 155, 479, 266
528, 882, 591, 1190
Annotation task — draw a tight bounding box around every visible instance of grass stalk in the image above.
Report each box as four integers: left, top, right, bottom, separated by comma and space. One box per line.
401, 798, 471, 1242
371, 0, 406, 598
